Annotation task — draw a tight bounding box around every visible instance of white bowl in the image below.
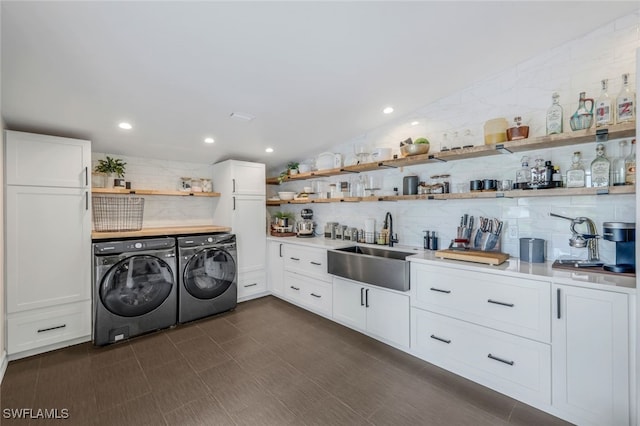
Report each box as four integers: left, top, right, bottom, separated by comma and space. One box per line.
278, 191, 296, 200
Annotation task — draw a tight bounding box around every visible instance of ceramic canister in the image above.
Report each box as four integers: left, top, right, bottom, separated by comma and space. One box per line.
519, 238, 545, 263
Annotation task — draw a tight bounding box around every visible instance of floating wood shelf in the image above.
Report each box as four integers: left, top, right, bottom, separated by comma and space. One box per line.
267, 121, 636, 184
92, 188, 221, 197
266, 185, 635, 206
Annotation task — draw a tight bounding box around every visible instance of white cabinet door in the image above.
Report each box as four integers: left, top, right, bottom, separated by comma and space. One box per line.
366, 287, 410, 348
552, 284, 629, 426
6, 186, 91, 313
5, 130, 90, 188
230, 161, 265, 195
268, 241, 284, 296
231, 195, 266, 272
332, 277, 366, 331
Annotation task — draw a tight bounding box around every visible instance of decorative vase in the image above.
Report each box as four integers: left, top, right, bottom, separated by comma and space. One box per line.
569, 92, 594, 131
91, 172, 107, 188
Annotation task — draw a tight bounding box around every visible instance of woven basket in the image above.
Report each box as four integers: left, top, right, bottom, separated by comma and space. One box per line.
92, 196, 144, 232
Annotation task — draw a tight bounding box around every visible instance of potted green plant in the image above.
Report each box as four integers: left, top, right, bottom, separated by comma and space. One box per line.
94, 156, 126, 188
277, 162, 301, 184
273, 211, 295, 227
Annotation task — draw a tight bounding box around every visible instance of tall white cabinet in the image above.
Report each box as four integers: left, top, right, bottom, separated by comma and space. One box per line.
552, 284, 630, 426
5, 131, 92, 358
212, 160, 267, 301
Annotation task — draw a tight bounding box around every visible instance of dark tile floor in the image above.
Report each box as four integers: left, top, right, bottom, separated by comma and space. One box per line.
1, 296, 572, 425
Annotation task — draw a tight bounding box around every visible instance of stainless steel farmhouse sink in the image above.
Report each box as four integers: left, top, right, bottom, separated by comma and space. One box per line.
327, 246, 413, 291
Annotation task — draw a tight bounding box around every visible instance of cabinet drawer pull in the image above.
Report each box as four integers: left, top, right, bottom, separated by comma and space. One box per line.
430, 287, 451, 294
290, 257, 300, 261
37, 324, 66, 333
244, 283, 258, 288
310, 261, 322, 266
84, 166, 88, 186
279, 244, 283, 257
487, 353, 514, 366
310, 293, 321, 298
290, 286, 300, 291
232, 178, 236, 193
430, 334, 451, 344
487, 299, 514, 308
365, 289, 369, 308
360, 287, 364, 306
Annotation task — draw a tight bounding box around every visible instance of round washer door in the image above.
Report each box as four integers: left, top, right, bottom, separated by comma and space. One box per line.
100, 255, 175, 317
183, 248, 236, 300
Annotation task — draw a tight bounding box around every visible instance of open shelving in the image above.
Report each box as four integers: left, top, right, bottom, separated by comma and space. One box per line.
266, 185, 635, 206
266, 121, 636, 185
92, 188, 221, 197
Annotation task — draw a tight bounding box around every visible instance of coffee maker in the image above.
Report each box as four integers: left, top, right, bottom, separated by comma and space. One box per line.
296, 208, 315, 238
602, 222, 635, 273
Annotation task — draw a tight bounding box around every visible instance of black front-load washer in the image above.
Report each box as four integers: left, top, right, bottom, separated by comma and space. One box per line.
177, 233, 237, 323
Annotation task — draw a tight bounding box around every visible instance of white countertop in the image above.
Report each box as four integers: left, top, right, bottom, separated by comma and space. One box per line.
267, 235, 636, 293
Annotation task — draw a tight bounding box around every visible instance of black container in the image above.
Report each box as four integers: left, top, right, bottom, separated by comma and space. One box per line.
470, 180, 483, 191
403, 175, 419, 195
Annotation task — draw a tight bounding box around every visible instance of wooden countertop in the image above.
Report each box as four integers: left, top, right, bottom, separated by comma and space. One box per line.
91, 225, 232, 240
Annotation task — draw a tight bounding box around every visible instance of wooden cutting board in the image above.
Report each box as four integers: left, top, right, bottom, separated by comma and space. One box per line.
435, 249, 509, 265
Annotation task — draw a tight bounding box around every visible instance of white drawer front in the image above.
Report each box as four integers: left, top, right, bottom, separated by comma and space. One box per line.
411, 263, 550, 342
300, 278, 332, 317
8, 301, 91, 355
284, 271, 332, 317
238, 270, 267, 299
412, 308, 551, 406
284, 271, 304, 303
283, 245, 329, 281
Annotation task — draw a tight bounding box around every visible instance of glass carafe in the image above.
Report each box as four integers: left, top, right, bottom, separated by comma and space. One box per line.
569, 92, 594, 131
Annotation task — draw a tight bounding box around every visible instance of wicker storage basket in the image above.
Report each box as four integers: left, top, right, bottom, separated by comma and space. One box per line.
92, 196, 144, 232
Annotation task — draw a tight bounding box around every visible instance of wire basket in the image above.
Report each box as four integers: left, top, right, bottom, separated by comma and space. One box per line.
92, 196, 145, 232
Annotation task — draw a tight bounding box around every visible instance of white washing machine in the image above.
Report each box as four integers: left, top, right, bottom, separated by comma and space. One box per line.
177, 233, 237, 323
93, 237, 177, 345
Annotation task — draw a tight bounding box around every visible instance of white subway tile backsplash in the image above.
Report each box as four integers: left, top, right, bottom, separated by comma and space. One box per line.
271, 12, 638, 261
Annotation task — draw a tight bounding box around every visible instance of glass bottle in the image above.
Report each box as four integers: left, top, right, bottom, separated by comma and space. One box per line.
530, 157, 545, 186
612, 140, 628, 186
566, 151, 586, 188
590, 143, 610, 187
625, 139, 636, 185
595, 79, 613, 127
546, 92, 563, 135
515, 156, 532, 188
569, 92, 594, 131
616, 73, 635, 124
552, 166, 562, 187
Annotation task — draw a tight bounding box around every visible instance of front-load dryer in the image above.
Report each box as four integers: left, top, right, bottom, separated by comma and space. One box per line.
177, 233, 237, 323
93, 237, 177, 346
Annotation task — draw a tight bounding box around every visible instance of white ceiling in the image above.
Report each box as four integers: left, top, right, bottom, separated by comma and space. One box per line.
2, 1, 638, 170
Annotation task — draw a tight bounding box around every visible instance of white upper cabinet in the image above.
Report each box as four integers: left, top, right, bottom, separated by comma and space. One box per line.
5, 130, 90, 188
213, 159, 265, 195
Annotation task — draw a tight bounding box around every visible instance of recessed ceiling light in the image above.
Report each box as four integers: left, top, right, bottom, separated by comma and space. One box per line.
265, 147, 274, 153
411, 121, 419, 126
204, 137, 215, 144
383, 107, 394, 114
118, 122, 132, 130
